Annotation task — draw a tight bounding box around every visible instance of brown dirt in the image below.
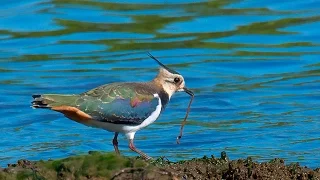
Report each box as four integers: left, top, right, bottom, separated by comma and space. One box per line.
1, 151, 319, 180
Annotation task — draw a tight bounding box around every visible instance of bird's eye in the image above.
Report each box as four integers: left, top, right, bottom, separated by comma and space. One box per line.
174, 77, 180, 83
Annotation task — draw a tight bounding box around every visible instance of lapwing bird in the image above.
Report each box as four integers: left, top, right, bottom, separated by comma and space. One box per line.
32, 53, 194, 160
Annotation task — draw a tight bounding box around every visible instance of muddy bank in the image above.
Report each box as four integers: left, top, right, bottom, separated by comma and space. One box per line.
1, 151, 319, 180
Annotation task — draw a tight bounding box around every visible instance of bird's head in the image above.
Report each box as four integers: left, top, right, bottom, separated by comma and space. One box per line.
148, 53, 193, 99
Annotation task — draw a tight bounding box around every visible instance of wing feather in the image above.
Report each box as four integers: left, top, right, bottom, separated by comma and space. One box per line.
77, 83, 159, 125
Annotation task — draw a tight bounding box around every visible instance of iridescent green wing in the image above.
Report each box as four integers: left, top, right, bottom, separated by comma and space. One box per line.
76, 83, 160, 125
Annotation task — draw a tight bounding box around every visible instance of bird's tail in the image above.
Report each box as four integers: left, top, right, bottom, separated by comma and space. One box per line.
31, 94, 80, 109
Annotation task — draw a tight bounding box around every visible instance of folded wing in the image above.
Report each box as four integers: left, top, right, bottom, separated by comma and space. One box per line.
76, 83, 160, 125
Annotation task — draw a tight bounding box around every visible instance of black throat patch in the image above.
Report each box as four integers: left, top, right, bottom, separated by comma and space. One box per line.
158, 90, 169, 110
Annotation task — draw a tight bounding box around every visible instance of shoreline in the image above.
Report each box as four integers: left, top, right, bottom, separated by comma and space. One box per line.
1, 151, 319, 179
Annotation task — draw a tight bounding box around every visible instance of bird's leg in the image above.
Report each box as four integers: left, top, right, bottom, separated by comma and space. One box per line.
129, 139, 152, 160
113, 132, 120, 155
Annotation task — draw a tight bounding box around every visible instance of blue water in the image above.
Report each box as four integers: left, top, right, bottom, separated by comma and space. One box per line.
1, 0, 320, 168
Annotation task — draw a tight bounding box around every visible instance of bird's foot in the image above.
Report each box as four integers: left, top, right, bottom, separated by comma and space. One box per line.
135, 155, 153, 161
149, 156, 172, 165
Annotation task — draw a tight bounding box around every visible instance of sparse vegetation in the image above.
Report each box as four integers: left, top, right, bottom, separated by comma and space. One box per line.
1, 151, 319, 180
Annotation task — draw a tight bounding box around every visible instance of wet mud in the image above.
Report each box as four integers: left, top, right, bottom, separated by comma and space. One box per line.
1, 151, 319, 180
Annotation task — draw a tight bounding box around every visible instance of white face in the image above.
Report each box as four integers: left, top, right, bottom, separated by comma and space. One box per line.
158, 68, 185, 98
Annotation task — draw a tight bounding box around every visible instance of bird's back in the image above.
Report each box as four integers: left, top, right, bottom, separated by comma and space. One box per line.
32, 82, 169, 126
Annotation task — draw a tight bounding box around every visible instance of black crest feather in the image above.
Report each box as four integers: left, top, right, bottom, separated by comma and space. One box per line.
147, 52, 180, 75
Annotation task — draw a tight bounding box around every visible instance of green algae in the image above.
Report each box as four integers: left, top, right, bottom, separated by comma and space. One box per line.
0, 152, 148, 180
1, 151, 320, 179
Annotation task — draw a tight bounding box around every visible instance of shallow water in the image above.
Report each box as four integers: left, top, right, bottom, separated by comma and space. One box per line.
0, 0, 319, 168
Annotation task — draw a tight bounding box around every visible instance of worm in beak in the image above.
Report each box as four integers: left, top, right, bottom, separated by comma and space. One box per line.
177, 87, 194, 144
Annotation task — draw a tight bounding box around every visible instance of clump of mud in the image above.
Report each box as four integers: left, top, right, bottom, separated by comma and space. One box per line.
1, 151, 319, 180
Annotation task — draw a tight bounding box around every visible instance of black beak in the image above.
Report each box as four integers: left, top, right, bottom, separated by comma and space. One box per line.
183, 87, 194, 97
